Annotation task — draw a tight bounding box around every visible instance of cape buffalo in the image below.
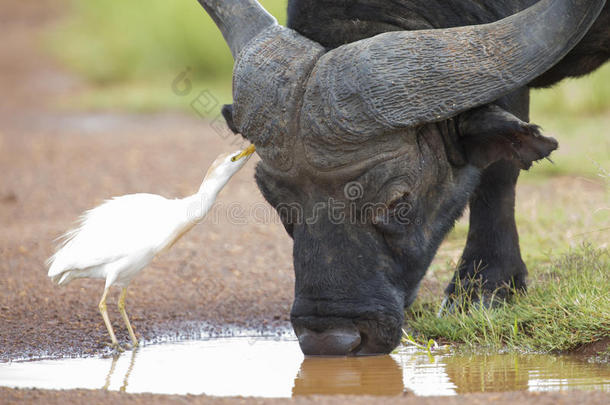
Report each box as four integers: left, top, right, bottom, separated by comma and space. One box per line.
284, 0, 610, 331
197, 0, 608, 355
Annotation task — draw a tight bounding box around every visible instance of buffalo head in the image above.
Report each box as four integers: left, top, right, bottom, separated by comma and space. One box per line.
197, 0, 605, 355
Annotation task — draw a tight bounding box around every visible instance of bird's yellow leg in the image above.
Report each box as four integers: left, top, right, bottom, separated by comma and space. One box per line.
99, 288, 119, 349
118, 288, 138, 348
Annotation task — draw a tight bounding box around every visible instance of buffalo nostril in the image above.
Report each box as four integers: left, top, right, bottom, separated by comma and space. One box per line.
297, 326, 362, 356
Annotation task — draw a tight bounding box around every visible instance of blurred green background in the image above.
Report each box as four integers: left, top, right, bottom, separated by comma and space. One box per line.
48, 0, 609, 180
49, 0, 287, 110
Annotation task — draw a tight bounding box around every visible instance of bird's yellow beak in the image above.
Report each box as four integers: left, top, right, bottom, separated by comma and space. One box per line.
231, 144, 256, 161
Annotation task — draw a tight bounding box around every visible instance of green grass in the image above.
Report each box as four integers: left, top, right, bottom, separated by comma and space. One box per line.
48, 0, 286, 114
518, 113, 610, 180
408, 245, 610, 353
531, 64, 610, 117
526, 64, 610, 180
49, 0, 287, 84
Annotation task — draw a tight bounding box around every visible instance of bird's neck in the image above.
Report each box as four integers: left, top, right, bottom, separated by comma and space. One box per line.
182, 175, 226, 221
197, 175, 227, 198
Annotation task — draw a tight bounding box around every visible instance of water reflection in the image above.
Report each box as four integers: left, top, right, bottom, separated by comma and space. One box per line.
0, 338, 608, 397
442, 353, 610, 394
103, 349, 138, 392
445, 354, 529, 393
293, 355, 405, 396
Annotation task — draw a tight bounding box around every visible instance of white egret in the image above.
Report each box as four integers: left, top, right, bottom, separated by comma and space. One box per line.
47, 145, 256, 349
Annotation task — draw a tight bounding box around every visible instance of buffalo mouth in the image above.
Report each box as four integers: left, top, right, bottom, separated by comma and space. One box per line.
291, 307, 404, 356
295, 322, 364, 356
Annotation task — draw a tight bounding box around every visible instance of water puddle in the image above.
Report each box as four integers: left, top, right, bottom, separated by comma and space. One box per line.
0, 337, 608, 397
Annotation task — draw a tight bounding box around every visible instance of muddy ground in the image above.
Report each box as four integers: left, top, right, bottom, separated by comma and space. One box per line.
0, 1, 608, 404
2, 387, 610, 405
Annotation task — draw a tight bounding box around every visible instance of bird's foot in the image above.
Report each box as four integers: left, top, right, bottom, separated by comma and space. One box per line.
123, 341, 139, 351
103, 341, 125, 353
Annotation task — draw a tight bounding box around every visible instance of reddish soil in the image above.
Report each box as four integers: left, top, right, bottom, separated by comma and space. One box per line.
2, 387, 610, 405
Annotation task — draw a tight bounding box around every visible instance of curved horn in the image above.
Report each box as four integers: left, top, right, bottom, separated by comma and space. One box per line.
306, 0, 606, 132
197, 0, 277, 58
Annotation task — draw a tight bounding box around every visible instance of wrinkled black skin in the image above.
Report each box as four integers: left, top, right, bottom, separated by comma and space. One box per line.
282, 2, 608, 303
222, 1, 608, 355
251, 87, 558, 354
254, 120, 483, 353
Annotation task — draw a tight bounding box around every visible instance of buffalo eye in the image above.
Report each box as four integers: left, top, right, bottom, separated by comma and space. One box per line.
387, 194, 413, 222
372, 193, 412, 227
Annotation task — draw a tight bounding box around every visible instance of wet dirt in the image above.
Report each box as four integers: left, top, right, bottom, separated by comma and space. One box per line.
1, 1, 609, 404
2, 388, 609, 405
1, 337, 608, 397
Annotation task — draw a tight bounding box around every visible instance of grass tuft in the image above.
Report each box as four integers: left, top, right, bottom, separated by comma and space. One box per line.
407, 245, 610, 353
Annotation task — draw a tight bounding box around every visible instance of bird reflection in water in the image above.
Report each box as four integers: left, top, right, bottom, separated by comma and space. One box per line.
103, 348, 138, 392
292, 355, 407, 396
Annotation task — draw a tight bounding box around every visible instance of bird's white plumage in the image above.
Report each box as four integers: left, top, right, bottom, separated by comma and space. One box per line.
47, 149, 253, 288
47, 194, 193, 288
46, 146, 255, 348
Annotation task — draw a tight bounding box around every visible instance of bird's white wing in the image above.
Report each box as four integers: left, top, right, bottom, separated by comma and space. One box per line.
48, 193, 193, 278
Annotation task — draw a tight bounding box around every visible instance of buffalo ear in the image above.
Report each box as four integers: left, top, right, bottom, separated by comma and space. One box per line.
221, 104, 239, 134
254, 164, 295, 238
459, 105, 558, 170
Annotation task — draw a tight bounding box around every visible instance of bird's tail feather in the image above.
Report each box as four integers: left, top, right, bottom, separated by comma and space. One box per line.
49, 268, 85, 286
